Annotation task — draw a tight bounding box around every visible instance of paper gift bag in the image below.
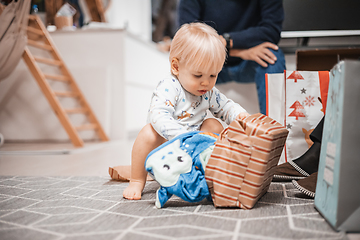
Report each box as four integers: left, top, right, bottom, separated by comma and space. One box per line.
205, 113, 288, 209
266, 71, 329, 164
315, 60, 360, 232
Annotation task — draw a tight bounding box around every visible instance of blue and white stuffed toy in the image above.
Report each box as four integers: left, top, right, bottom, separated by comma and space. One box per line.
145, 131, 217, 208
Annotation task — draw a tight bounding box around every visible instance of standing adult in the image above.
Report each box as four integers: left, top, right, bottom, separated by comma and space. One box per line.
178, 0, 286, 114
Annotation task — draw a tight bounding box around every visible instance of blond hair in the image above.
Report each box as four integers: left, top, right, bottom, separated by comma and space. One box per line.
169, 22, 226, 75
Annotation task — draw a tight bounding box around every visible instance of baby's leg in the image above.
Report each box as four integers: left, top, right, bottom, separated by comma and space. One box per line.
200, 118, 224, 134
123, 124, 166, 200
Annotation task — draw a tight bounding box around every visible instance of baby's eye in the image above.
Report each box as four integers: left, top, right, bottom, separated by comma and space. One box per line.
194, 74, 202, 78
163, 164, 170, 170
177, 156, 183, 162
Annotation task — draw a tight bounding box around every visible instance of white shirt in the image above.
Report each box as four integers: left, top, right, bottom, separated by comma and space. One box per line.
147, 77, 247, 140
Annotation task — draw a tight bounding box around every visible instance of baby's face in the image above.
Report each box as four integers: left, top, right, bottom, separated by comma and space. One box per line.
175, 61, 219, 96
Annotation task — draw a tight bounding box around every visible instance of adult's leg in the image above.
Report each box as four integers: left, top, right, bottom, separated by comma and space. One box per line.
254, 49, 286, 114
123, 124, 166, 200
217, 49, 286, 115
217, 66, 232, 84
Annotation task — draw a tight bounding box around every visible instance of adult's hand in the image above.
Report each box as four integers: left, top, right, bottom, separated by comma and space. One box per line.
229, 42, 279, 68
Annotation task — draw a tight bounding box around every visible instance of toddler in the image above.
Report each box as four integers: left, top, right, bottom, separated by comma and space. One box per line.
123, 22, 249, 200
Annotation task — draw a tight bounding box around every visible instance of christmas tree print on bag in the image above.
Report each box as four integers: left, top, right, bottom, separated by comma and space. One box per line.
288, 101, 305, 120
266, 71, 329, 164
285, 71, 329, 162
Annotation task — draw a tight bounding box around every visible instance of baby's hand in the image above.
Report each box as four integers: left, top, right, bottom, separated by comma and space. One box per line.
237, 112, 250, 120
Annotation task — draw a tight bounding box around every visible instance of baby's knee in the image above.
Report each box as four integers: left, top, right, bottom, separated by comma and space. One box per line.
141, 124, 166, 144
212, 120, 224, 134
201, 118, 224, 134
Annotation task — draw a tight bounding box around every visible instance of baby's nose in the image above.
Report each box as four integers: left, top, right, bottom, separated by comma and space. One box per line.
201, 80, 209, 86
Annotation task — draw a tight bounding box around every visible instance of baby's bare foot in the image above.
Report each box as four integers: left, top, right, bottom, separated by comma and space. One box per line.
123, 181, 145, 200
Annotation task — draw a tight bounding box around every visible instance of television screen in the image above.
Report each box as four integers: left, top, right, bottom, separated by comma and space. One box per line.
282, 0, 360, 32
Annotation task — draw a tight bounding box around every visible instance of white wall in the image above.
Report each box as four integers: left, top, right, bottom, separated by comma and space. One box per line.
0, 29, 169, 142
105, 0, 152, 42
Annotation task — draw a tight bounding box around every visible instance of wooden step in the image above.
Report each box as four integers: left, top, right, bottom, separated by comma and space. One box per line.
27, 39, 53, 51
75, 124, 98, 131
28, 15, 36, 20
34, 56, 62, 66
65, 108, 88, 114
27, 26, 43, 35
54, 91, 79, 98
44, 74, 70, 82
23, 14, 109, 147
23, 48, 84, 147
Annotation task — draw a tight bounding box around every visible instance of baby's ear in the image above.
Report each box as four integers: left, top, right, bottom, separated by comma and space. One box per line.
171, 58, 180, 76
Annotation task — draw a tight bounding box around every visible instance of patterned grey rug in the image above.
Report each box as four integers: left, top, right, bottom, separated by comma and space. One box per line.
0, 176, 348, 240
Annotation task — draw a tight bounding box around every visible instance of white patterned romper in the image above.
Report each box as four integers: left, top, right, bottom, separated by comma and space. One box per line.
147, 77, 247, 140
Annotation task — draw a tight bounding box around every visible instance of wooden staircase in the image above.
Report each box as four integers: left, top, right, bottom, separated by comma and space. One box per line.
23, 15, 109, 147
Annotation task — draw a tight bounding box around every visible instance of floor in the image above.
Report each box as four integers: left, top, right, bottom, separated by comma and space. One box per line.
0, 176, 350, 240
0, 141, 359, 240
0, 140, 133, 177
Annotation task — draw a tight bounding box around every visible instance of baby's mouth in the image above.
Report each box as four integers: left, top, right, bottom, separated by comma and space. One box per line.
198, 90, 207, 94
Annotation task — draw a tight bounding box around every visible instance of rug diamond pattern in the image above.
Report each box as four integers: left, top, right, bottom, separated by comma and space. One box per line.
0, 176, 347, 240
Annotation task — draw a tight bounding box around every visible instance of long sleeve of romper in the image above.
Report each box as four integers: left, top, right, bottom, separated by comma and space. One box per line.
148, 79, 189, 141
208, 87, 247, 125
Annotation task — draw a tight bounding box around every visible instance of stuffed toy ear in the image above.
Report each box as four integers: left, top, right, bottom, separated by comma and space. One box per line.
155, 187, 173, 208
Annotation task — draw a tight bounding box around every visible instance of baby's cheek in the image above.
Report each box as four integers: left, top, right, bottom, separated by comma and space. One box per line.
192, 82, 200, 90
